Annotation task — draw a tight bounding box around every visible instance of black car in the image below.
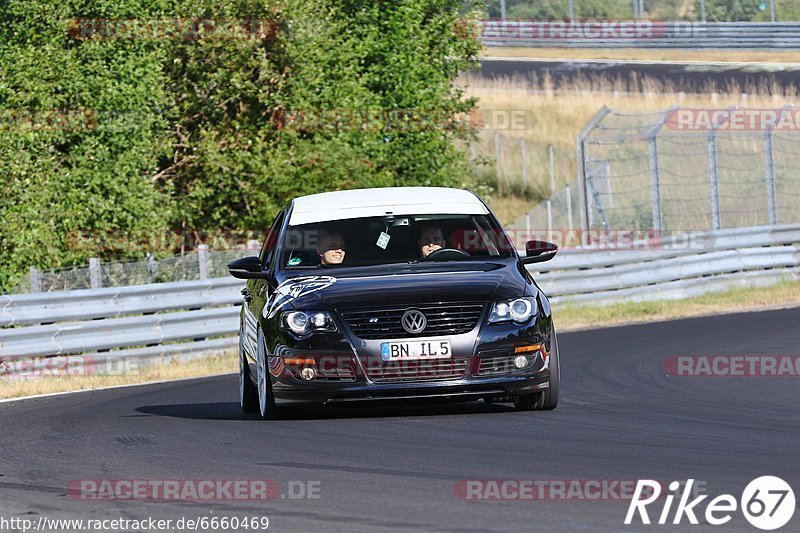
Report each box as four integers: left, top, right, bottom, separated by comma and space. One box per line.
228, 187, 560, 419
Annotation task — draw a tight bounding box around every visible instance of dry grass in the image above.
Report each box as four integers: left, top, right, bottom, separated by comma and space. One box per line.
464, 74, 795, 150
555, 279, 800, 332
0, 351, 236, 400
485, 195, 537, 226
484, 46, 800, 64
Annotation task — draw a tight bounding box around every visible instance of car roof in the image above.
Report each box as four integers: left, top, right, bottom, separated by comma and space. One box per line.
288, 187, 489, 225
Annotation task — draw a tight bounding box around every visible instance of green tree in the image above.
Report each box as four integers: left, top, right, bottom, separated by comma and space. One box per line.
0, 0, 483, 292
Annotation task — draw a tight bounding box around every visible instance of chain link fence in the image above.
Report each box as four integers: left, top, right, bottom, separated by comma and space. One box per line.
576, 105, 800, 233
512, 105, 800, 238
15, 246, 255, 294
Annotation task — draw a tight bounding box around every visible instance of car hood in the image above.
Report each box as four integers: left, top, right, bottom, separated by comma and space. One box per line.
272, 261, 532, 311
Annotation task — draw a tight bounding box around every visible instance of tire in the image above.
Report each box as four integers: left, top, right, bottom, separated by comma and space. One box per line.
513, 329, 560, 411
256, 329, 282, 420
534, 329, 560, 411
239, 330, 258, 413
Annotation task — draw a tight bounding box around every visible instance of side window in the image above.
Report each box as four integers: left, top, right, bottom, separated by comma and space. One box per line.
260, 211, 286, 268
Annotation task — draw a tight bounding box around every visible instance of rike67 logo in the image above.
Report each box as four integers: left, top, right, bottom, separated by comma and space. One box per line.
625, 477, 795, 530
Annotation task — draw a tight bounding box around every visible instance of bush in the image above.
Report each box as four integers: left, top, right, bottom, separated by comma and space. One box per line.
0, 0, 483, 292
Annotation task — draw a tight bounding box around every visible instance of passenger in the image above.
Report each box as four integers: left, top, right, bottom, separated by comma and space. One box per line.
418, 226, 447, 258
317, 231, 346, 266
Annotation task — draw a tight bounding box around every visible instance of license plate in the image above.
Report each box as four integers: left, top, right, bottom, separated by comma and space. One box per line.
380, 340, 452, 361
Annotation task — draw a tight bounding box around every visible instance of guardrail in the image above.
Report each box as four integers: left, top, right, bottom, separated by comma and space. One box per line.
481, 21, 800, 49
1, 224, 798, 378
531, 224, 800, 304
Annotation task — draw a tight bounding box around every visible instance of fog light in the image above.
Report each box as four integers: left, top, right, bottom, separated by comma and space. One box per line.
300, 367, 316, 381
514, 355, 528, 369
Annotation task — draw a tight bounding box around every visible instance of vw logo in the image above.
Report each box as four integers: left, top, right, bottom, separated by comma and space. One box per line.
401, 309, 427, 334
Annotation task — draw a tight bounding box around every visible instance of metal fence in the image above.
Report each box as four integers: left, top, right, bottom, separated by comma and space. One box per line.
16, 243, 259, 294
2, 224, 798, 378
573, 105, 800, 234
481, 21, 800, 49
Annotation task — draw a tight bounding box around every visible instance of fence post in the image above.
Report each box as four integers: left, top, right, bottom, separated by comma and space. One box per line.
566, 185, 574, 232
576, 106, 611, 236
520, 138, 527, 195
548, 144, 555, 197
29, 266, 42, 293
707, 129, 720, 230
646, 110, 673, 233
89, 258, 101, 289
198, 244, 209, 279
494, 132, 502, 196
648, 134, 663, 233
764, 129, 778, 225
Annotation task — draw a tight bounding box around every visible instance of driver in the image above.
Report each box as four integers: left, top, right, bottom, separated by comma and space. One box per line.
317, 230, 346, 265
418, 225, 447, 258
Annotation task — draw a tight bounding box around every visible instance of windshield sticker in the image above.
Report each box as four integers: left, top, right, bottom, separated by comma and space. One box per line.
264, 276, 337, 319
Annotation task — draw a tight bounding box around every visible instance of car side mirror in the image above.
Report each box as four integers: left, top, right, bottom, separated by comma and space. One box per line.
522, 240, 558, 264
227, 256, 270, 279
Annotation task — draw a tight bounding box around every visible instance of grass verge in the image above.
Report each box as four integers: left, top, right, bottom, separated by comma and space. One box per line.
0, 351, 237, 400
483, 47, 800, 64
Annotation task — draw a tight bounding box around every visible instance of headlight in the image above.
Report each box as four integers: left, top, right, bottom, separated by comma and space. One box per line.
488, 297, 537, 324
281, 311, 337, 336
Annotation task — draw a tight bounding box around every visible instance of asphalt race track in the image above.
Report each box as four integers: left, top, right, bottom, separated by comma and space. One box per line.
479, 57, 800, 95
1, 308, 798, 532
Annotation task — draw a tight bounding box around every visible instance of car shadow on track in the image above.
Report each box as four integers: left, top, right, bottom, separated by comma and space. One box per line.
135, 400, 519, 421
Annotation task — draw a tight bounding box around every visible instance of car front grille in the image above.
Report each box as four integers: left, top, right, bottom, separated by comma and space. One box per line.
339, 303, 484, 340
476, 355, 537, 376
365, 359, 468, 383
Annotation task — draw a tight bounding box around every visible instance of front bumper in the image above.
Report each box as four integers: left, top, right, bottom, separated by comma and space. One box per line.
273, 373, 550, 405
270, 347, 552, 406
268, 301, 555, 406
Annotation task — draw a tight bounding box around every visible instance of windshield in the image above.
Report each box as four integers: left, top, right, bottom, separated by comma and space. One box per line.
281, 214, 514, 269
